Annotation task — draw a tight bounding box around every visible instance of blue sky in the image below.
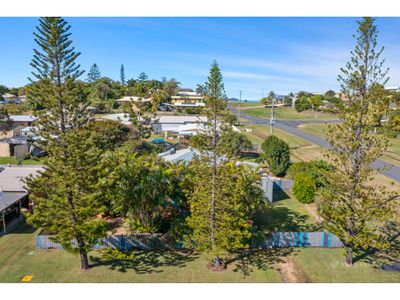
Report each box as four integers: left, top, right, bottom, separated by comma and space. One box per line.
1, 17, 400, 99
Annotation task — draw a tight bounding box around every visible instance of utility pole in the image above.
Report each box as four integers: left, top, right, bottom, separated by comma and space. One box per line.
269, 94, 275, 136
238, 90, 242, 126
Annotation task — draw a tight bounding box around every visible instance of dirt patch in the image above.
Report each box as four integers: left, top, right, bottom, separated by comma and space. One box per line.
304, 203, 323, 224
274, 256, 311, 283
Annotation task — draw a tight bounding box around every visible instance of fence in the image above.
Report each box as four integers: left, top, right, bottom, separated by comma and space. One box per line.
36, 233, 167, 251
262, 232, 343, 248
35, 231, 343, 251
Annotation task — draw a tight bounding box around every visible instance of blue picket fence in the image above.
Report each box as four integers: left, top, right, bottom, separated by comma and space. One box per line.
35, 231, 343, 251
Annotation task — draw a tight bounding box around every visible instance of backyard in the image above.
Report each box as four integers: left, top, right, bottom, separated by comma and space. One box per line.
1, 193, 399, 283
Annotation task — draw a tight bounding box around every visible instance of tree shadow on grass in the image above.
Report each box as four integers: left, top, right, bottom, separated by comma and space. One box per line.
89, 250, 200, 274
273, 188, 291, 202
252, 204, 318, 232
228, 247, 299, 278
3, 220, 36, 235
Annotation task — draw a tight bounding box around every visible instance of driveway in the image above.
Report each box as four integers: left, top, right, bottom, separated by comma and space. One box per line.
229, 104, 400, 182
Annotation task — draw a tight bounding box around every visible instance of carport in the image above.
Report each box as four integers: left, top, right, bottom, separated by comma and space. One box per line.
0, 165, 43, 235
0, 190, 27, 234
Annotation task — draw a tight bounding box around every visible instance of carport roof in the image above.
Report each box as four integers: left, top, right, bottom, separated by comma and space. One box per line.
0, 192, 27, 212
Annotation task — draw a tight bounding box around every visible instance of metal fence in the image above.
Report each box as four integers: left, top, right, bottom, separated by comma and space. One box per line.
35, 231, 343, 251
262, 232, 343, 248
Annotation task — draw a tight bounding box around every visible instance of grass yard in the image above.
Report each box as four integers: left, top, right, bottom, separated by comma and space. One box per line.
230, 101, 262, 108
299, 123, 400, 167
241, 124, 325, 162
242, 106, 338, 121
0, 223, 281, 283
0, 157, 42, 165
1, 196, 399, 283
293, 248, 400, 283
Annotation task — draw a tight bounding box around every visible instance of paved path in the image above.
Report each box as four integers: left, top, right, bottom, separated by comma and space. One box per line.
230, 104, 400, 182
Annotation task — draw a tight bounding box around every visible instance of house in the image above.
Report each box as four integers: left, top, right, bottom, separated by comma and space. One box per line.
100, 113, 150, 125
1, 93, 17, 102
171, 89, 205, 108
0, 125, 23, 139
10, 115, 38, 127
116, 96, 153, 112
151, 115, 207, 133
385, 86, 400, 93
158, 147, 200, 163
0, 165, 43, 235
0, 136, 30, 158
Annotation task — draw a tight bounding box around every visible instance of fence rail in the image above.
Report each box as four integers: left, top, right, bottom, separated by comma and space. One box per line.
35, 231, 343, 251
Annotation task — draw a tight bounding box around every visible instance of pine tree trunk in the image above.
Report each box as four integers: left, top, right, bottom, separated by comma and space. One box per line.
77, 235, 89, 270
345, 248, 353, 267
213, 255, 221, 268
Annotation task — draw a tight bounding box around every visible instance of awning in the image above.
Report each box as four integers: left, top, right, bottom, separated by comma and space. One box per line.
0, 192, 27, 213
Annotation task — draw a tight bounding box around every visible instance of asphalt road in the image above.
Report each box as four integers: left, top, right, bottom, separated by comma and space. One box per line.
229, 104, 400, 182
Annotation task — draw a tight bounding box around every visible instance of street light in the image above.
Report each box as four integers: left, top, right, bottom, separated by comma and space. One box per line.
269, 97, 275, 135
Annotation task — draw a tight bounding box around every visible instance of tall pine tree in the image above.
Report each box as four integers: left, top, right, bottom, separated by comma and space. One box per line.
87, 63, 101, 83
26, 17, 107, 270
186, 61, 263, 269
318, 17, 399, 266
120, 64, 126, 85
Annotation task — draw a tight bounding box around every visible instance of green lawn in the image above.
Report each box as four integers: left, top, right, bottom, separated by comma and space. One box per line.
241, 124, 325, 162
243, 107, 339, 121
299, 123, 400, 167
1, 206, 398, 282
293, 248, 400, 283
230, 101, 262, 108
0, 223, 281, 283
0, 157, 42, 165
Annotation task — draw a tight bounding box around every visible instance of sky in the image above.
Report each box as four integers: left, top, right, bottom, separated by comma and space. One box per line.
1, 17, 400, 100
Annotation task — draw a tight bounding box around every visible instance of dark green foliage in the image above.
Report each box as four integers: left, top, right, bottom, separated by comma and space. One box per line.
319, 17, 399, 266
83, 120, 132, 151
218, 130, 253, 158
186, 159, 263, 259
324, 90, 337, 103
294, 96, 311, 112
102, 149, 186, 233
120, 64, 126, 85
292, 173, 316, 204
284, 96, 292, 106
0, 106, 13, 133
384, 109, 400, 137
87, 77, 123, 112
287, 160, 332, 189
26, 17, 106, 270
0, 84, 9, 99
186, 61, 263, 268
261, 135, 290, 177
87, 63, 101, 83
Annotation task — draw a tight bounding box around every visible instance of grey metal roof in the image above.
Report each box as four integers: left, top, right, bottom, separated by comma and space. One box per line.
0, 166, 43, 192
9, 115, 37, 122
0, 192, 27, 212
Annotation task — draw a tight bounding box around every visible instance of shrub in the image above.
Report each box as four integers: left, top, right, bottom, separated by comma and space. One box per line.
261, 135, 290, 177
287, 160, 332, 188
294, 96, 311, 112
292, 172, 316, 203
